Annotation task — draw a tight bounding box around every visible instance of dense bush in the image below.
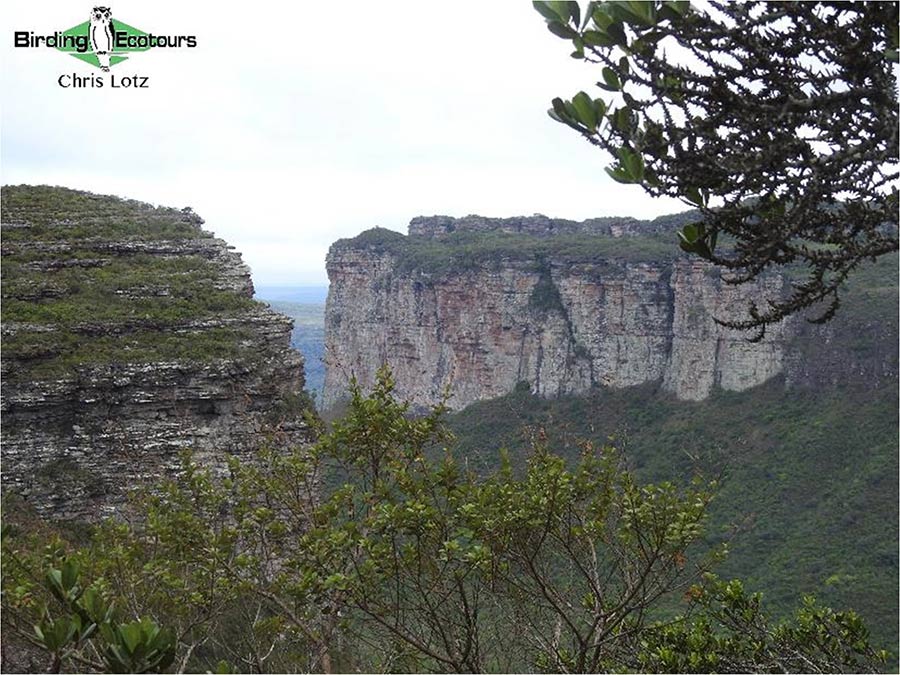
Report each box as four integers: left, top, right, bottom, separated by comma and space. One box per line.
446, 378, 900, 658
1, 371, 890, 673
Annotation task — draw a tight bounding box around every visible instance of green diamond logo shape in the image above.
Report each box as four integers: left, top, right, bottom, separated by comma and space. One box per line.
56, 16, 151, 70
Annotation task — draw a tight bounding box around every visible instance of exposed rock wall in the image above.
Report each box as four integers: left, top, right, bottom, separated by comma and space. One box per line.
323, 216, 896, 410
1, 186, 311, 521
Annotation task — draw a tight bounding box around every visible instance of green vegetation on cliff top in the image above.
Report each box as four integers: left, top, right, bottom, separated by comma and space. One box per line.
1, 186, 268, 380
334, 225, 679, 274
1, 185, 211, 240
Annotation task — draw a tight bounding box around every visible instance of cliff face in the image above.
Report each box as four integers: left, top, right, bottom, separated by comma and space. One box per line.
323, 215, 896, 410
1, 186, 310, 521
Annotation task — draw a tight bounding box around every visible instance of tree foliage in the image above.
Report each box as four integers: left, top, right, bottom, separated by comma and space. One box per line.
535, 0, 899, 336
1, 369, 891, 672
1, 529, 176, 673
640, 577, 890, 673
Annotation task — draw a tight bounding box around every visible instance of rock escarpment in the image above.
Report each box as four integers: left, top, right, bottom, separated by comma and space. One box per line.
323, 215, 896, 410
1, 186, 311, 521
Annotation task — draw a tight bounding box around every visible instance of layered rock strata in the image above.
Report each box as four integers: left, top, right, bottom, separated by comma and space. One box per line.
1, 186, 310, 520
324, 215, 896, 410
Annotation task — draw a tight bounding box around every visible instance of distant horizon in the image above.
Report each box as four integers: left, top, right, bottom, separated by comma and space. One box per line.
254, 285, 328, 303
255, 284, 329, 289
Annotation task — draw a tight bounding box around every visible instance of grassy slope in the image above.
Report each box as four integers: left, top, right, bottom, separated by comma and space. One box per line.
1, 186, 263, 380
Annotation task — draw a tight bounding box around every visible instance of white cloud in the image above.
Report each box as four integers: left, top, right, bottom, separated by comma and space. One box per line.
2, 0, 685, 285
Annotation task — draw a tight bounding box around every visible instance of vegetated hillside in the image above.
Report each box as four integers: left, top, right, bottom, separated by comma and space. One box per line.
441, 254, 898, 651
1, 185, 312, 520
446, 379, 899, 655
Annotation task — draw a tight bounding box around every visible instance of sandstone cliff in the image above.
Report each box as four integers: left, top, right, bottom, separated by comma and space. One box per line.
323, 215, 896, 410
1, 186, 311, 521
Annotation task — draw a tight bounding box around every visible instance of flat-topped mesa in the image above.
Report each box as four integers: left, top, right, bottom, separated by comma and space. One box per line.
408, 211, 699, 239
324, 213, 897, 411
1, 185, 313, 521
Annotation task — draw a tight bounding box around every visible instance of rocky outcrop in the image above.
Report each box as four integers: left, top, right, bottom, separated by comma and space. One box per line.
323, 215, 896, 410
1, 186, 311, 521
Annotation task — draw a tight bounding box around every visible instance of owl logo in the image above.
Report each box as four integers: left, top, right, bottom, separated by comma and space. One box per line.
89, 6, 115, 72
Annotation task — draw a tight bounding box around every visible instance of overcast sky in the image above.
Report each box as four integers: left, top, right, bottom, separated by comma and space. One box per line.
2, 1, 685, 285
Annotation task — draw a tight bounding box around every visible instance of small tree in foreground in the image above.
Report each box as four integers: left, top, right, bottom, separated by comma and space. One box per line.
271, 370, 717, 672
640, 576, 891, 673
535, 0, 898, 337
1, 369, 891, 672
